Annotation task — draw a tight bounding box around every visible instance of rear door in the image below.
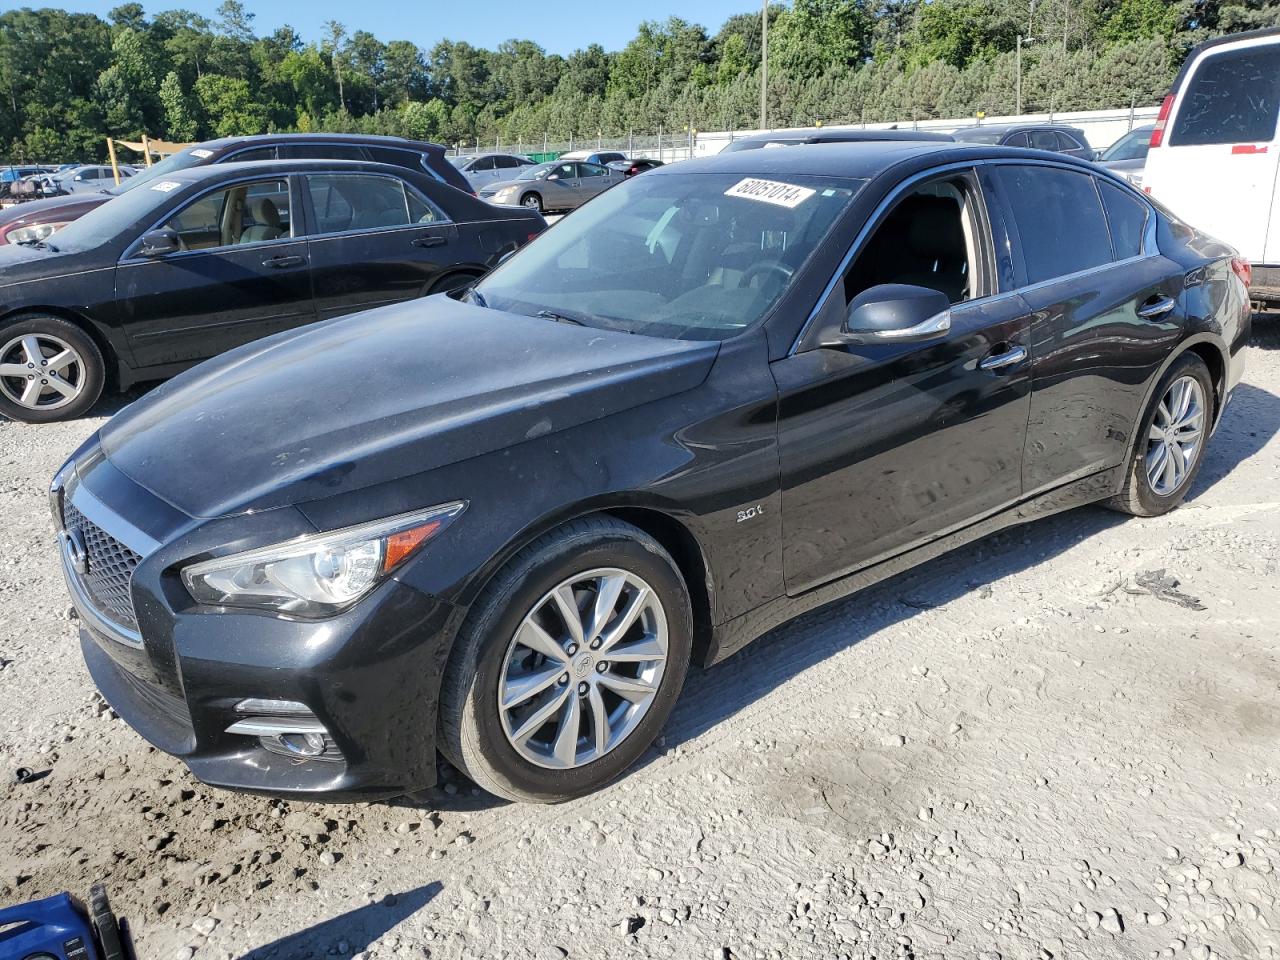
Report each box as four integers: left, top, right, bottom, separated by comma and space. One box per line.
303, 171, 459, 320
1149, 39, 1280, 262
987, 162, 1185, 494
116, 176, 314, 367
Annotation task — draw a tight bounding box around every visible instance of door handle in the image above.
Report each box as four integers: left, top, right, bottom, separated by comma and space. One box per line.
413, 236, 448, 248
978, 344, 1028, 371
1137, 295, 1177, 318
262, 255, 305, 268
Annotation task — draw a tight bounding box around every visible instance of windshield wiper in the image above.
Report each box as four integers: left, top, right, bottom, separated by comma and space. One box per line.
536, 309, 584, 326
465, 286, 488, 308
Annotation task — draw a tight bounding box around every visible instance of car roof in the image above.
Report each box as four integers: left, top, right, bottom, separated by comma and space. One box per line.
145, 158, 433, 184
653, 140, 1101, 180
734, 127, 953, 144
194, 132, 448, 153
954, 122, 1085, 136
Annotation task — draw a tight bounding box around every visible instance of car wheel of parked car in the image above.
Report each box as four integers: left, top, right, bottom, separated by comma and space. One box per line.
0, 314, 105, 424
521, 193, 543, 213
440, 516, 693, 802
1108, 352, 1214, 516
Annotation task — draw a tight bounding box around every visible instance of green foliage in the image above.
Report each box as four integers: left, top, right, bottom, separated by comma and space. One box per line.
2, 1, 1276, 163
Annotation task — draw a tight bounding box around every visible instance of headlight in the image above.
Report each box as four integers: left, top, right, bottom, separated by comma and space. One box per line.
494, 187, 517, 200
3, 221, 69, 245
182, 502, 466, 617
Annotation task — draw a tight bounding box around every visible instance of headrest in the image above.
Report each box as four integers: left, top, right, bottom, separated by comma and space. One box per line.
250, 197, 281, 229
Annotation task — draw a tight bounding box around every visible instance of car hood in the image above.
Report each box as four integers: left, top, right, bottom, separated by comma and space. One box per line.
479, 177, 538, 195
99, 296, 720, 519
0, 242, 101, 285
0, 192, 107, 231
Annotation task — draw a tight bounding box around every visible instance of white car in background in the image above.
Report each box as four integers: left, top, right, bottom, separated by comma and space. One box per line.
1143, 27, 1280, 305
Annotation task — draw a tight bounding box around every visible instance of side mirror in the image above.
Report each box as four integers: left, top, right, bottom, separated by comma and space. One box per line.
833, 283, 951, 344
138, 228, 180, 258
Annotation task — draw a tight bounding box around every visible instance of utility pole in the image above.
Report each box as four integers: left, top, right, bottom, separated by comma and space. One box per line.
760, 0, 768, 130
1016, 34, 1022, 116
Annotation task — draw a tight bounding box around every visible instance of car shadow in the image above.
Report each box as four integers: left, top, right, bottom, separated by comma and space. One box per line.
234, 883, 441, 960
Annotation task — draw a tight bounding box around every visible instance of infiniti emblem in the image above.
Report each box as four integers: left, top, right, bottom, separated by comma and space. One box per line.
573, 652, 593, 679
64, 527, 89, 576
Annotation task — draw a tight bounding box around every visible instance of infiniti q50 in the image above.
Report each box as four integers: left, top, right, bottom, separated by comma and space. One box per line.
52, 142, 1250, 803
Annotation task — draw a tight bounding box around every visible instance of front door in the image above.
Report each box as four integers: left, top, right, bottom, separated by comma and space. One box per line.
775, 170, 1032, 594
574, 162, 620, 205
116, 176, 314, 367
303, 171, 459, 321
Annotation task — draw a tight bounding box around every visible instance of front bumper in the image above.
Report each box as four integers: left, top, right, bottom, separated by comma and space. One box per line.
59, 454, 462, 802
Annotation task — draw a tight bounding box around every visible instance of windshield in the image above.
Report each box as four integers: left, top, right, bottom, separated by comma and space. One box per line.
475, 171, 862, 341
951, 127, 1005, 144
517, 163, 554, 181
448, 156, 473, 168
1100, 128, 1152, 162
107, 146, 210, 195
42, 176, 193, 252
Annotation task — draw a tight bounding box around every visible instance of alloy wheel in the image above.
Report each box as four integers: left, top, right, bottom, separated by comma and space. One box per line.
0, 333, 86, 411
497, 567, 668, 770
1145, 374, 1206, 496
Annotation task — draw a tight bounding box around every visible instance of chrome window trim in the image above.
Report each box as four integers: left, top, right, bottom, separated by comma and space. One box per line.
302, 170, 453, 239
119, 173, 299, 264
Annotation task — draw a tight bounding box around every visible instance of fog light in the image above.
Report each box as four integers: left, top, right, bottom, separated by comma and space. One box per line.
278, 731, 328, 757
226, 701, 343, 762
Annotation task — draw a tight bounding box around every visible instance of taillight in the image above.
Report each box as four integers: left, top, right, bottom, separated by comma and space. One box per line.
1230, 257, 1252, 289
1150, 94, 1174, 148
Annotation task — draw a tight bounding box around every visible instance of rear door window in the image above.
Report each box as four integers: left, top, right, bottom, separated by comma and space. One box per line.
1055, 131, 1084, 151
993, 165, 1112, 285
1004, 132, 1030, 147
1171, 45, 1280, 145
306, 173, 438, 234
1098, 181, 1149, 260
1028, 130, 1060, 151
280, 143, 369, 161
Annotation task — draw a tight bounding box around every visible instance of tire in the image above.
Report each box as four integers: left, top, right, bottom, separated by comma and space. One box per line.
439, 516, 693, 803
1107, 352, 1214, 517
0, 313, 106, 424
521, 192, 543, 214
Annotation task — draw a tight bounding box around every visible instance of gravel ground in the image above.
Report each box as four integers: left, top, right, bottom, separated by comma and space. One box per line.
1, 322, 1278, 960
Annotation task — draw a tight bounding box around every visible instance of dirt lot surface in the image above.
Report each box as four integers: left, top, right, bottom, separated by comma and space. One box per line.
2, 325, 1278, 960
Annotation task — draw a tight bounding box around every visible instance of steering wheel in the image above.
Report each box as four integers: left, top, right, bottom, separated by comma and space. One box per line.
741, 259, 795, 290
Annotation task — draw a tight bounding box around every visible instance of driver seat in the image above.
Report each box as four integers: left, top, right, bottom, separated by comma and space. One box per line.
240, 198, 285, 243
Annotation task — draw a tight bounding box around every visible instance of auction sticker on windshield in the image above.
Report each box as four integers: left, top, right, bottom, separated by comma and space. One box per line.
724, 178, 816, 208
150, 181, 182, 193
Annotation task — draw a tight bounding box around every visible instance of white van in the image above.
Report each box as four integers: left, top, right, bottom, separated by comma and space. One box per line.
1143, 27, 1280, 304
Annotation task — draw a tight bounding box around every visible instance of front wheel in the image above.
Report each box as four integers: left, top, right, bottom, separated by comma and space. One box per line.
439, 517, 692, 802
0, 314, 105, 423
521, 192, 543, 214
1108, 352, 1214, 516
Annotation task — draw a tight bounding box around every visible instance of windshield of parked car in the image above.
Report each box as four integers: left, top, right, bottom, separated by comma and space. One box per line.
1100, 128, 1152, 162
106, 146, 210, 195
39, 176, 192, 252
448, 156, 473, 168
474, 171, 863, 341
516, 163, 555, 181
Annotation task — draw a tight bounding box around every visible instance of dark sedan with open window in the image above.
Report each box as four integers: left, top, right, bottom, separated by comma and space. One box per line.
0, 159, 544, 422
53, 141, 1249, 803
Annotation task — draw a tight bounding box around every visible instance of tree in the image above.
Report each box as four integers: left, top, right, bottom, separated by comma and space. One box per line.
324, 20, 348, 110
159, 70, 198, 139
194, 73, 267, 136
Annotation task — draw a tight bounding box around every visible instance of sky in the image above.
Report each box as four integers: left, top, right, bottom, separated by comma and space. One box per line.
6, 1, 760, 53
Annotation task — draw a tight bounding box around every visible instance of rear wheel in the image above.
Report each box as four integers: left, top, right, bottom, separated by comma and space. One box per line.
1108, 352, 1213, 516
521, 192, 543, 214
439, 517, 692, 802
0, 314, 105, 423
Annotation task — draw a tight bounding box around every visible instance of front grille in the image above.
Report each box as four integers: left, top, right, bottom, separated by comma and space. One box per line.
63, 500, 142, 629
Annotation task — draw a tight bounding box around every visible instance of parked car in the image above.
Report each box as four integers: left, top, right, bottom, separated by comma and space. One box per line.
53, 141, 1249, 804
0, 158, 544, 422
722, 127, 954, 152
478, 160, 623, 213
0, 165, 56, 200
47, 164, 138, 195
1143, 27, 1280, 305
951, 123, 1093, 158
607, 158, 664, 177
1095, 124, 1156, 188
558, 149, 628, 166
449, 153, 536, 189
0, 133, 473, 247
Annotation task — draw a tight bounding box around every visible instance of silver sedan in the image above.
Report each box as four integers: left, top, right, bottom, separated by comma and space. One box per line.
478, 161, 622, 214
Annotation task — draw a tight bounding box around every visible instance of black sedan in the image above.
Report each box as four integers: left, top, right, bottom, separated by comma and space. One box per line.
0, 159, 544, 422
52, 141, 1250, 803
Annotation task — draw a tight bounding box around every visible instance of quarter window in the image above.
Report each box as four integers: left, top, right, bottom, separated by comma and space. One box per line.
306, 174, 439, 234
1028, 130, 1060, 151
993, 166, 1111, 285
1170, 46, 1280, 145
160, 179, 292, 251
1099, 181, 1149, 260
